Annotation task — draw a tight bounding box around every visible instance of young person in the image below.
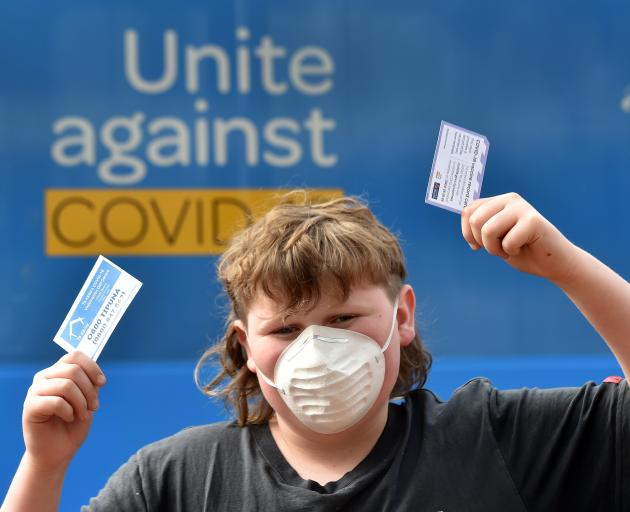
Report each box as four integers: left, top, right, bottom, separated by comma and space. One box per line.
2, 192, 629, 511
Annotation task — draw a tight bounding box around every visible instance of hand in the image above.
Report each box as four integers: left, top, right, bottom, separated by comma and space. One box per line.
461, 192, 579, 284
22, 350, 106, 473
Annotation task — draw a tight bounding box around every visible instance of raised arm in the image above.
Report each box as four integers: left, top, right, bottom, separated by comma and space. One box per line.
1, 351, 106, 512
461, 192, 630, 383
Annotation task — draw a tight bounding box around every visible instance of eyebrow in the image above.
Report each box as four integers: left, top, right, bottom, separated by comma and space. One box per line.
252, 297, 371, 328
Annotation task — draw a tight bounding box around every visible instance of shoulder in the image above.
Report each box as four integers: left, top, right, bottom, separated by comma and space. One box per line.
144, 420, 242, 449
405, 377, 494, 417
408, 377, 494, 404
135, 420, 246, 466
416, 376, 629, 404
407, 377, 629, 424
476, 379, 630, 509
84, 422, 254, 510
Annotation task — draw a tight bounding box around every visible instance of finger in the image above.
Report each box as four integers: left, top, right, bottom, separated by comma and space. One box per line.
38, 363, 100, 411
60, 351, 107, 387
461, 197, 493, 249
463, 196, 493, 217
501, 214, 541, 256
26, 395, 75, 423
466, 193, 527, 248
466, 199, 509, 248
35, 378, 90, 421
480, 207, 519, 258
464, 192, 523, 222
461, 216, 480, 250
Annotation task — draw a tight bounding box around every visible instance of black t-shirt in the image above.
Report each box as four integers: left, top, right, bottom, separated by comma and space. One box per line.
82, 378, 629, 511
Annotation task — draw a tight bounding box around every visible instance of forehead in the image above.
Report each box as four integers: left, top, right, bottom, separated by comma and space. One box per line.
246, 282, 388, 324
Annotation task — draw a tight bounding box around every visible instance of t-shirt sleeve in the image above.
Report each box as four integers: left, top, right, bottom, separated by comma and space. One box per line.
488, 379, 630, 511
81, 452, 148, 511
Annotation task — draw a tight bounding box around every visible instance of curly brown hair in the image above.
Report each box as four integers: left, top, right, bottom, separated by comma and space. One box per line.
195, 192, 432, 425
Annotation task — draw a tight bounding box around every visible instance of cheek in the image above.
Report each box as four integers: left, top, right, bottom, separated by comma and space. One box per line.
255, 367, 299, 423
248, 338, 280, 373
248, 341, 289, 413
382, 344, 402, 393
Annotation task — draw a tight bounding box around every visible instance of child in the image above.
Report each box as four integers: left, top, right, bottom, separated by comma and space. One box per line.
2, 192, 629, 511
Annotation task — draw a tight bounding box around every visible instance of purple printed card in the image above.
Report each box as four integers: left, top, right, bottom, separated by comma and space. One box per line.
425, 121, 490, 214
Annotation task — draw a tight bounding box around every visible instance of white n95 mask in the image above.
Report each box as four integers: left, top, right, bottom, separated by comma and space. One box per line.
255, 298, 399, 434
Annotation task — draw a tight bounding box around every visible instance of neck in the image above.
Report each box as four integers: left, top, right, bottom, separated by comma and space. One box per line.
269, 403, 389, 485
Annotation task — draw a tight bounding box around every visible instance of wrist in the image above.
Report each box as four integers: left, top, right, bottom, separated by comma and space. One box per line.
21, 452, 70, 481
549, 244, 591, 291
1, 452, 67, 512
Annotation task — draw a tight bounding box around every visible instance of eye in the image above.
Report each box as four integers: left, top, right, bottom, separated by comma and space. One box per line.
271, 325, 299, 337
331, 314, 357, 325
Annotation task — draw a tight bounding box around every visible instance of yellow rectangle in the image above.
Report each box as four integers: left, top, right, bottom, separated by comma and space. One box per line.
45, 188, 344, 256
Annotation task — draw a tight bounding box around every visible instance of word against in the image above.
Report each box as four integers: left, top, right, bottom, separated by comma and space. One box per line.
53, 256, 142, 360
425, 121, 489, 214
50, 28, 338, 186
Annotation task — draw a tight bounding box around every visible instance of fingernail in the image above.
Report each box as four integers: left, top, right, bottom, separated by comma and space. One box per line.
97, 374, 106, 386
468, 242, 478, 250
91, 399, 99, 411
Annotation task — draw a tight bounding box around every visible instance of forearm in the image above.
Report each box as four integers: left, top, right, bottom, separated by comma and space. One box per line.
553, 246, 630, 382
1, 453, 66, 512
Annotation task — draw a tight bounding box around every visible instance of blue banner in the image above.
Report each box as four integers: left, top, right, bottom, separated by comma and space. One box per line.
2, 0, 630, 362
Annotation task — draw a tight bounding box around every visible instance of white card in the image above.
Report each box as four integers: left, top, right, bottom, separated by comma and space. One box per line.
425, 121, 490, 213
53, 256, 142, 360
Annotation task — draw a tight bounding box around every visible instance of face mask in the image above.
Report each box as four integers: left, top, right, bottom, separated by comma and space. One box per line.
254, 297, 399, 434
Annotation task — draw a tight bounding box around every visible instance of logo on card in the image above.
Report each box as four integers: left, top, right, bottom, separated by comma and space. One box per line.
63, 315, 88, 347
432, 182, 440, 199
68, 316, 85, 339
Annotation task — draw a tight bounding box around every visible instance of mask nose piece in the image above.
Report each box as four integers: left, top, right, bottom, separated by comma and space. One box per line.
313, 335, 349, 343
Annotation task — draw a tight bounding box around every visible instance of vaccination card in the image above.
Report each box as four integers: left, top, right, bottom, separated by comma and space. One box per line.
425, 121, 490, 214
53, 255, 142, 360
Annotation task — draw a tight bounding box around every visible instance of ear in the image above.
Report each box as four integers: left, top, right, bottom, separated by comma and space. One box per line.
396, 284, 416, 347
233, 319, 257, 373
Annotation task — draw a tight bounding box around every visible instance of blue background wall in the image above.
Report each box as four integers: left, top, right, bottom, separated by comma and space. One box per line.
1, 1, 628, 509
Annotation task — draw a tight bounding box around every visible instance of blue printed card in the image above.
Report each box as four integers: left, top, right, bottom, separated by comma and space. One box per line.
53, 256, 142, 360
